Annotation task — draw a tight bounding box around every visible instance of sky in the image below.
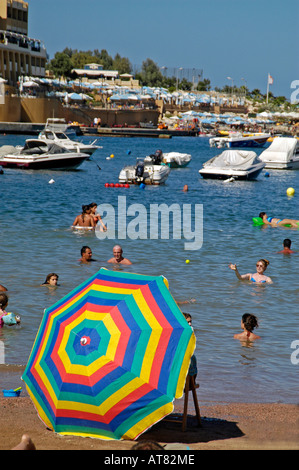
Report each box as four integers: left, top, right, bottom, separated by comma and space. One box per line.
27, 0, 299, 99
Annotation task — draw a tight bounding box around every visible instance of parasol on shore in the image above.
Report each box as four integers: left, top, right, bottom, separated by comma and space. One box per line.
22, 268, 195, 440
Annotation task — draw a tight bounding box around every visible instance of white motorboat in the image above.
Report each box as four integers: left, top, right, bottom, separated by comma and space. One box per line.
119, 158, 170, 185
38, 129, 101, 156
258, 137, 299, 169
199, 149, 265, 180
0, 139, 89, 170
209, 132, 271, 148
144, 149, 191, 168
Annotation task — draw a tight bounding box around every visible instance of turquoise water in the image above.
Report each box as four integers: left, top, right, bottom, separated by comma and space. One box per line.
0, 133, 298, 404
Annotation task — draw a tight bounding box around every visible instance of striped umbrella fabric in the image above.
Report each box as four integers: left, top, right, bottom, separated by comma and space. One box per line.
22, 268, 196, 440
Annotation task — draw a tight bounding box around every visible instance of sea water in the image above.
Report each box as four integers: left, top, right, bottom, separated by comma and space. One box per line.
0, 133, 298, 404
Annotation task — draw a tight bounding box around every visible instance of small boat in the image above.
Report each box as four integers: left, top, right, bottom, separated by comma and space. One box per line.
258, 137, 299, 169
199, 149, 265, 180
0, 139, 90, 170
144, 149, 192, 168
38, 129, 101, 156
119, 158, 170, 185
209, 132, 271, 148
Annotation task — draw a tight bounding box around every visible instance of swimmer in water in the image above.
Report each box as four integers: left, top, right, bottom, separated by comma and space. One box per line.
229, 259, 272, 284
89, 202, 107, 231
259, 212, 299, 229
41, 273, 59, 287
107, 245, 132, 265
0, 292, 21, 327
277, 238, 295, 254
72, 205, 95, 229
79, 246, 97, 263
234, 313, 260, 341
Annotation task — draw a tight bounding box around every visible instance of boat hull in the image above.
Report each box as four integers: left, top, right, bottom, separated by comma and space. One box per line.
199, 167, 264, 180
228, 137, 269, 148
165, 161, 190, 168
0, 156, 87, 170
263, 160, 299, 170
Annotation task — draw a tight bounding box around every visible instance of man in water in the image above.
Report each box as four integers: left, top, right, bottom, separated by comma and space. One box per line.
107, 245, 132, 265
79, 246, 97, 263
277, 238, 295, 254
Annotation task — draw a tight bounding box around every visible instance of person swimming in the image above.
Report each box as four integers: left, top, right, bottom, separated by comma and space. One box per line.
0, 292, 21, 327
41, 273, 59, 287
229, 259, 272, 284
259, 212, 299, 228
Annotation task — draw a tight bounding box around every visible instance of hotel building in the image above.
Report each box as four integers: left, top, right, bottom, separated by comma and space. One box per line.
0, 0, 47, 84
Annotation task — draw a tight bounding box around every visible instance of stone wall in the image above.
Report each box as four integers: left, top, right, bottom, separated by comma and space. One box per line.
0, 95, 159, 126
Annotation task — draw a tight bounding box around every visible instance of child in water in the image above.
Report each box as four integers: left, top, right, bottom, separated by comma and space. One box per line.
234, 313, 260, 341
41, 273, 59, 287
0, 292, 21, 327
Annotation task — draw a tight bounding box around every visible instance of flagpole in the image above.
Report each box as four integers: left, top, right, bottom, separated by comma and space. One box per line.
266, 73, 269, 104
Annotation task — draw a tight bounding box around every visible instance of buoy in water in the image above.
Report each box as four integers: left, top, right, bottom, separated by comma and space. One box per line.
48, 179, 55, 184
287, 187, 295, 197
185, 259, 190, 264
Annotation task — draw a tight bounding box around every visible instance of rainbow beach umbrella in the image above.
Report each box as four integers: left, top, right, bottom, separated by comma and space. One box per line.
22, 268, 195, 440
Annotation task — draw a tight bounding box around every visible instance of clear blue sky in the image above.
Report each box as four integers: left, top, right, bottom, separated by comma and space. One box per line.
27, 0, 298, 99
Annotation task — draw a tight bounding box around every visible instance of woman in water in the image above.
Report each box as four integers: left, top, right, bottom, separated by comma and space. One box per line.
234, 313, 260, 341
72, 205, 95, 229
259, 212, 299, 228
229, 259, 272, 284
89, 202, 107, 231
42, 273, 59, 287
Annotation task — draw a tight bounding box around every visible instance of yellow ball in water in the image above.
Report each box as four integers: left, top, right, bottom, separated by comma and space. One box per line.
287, 187, 295, 197
110, 154, 114, 158
185, 259, 190, 264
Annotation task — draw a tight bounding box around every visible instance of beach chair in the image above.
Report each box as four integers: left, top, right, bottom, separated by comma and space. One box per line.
164, 374, 201, 431
181, 374, 201, 431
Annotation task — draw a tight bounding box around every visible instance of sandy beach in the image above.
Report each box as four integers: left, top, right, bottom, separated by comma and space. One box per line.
1, 396, 298, 451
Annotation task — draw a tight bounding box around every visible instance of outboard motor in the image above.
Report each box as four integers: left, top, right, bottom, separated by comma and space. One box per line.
153, 149, 163, 165
135, 161, 145, 181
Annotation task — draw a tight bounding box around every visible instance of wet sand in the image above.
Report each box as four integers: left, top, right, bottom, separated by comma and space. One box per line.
1, 396, 298, 450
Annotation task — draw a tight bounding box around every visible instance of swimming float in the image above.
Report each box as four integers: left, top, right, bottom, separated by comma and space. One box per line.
2, 312, 20, 325
71, 226, 94, 231
252, 217, 299, 228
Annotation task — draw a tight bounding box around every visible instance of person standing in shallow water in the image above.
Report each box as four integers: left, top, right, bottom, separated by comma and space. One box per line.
79, 246, 97, 263
277, 238, 295, 254
107, 245, 132, 265
72, 205, 95, 228
229, 259, 272, 284
234, 313, 260, 341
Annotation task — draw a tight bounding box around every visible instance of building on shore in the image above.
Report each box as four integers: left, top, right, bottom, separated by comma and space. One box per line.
0, 0, 47, 85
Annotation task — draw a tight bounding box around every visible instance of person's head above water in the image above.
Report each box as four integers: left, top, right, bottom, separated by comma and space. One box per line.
256, 259, 269, 271
43, 273, 59, 286
0, 292, 8, 309
241, 313, 259, 332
